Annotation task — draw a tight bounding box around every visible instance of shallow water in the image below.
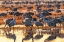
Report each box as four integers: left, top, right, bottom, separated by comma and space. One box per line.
0, 29, 64, 42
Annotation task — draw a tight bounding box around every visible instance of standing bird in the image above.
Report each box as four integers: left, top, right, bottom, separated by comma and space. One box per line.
22, 21, 34, 42
34, 21, 43, 39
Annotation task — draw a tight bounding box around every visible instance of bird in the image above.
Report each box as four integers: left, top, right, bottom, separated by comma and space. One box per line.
27, 6, 33, 9
59, 15, 64, 22
4, 18, 16, 34
15, 2, 20, 4
36, 14, 42, 18
6, 18, 16, 27
34, 21, 43, 39
22, 21, 34, 42
14, 12, 22, 16
43, 17, 52, 23
56, 10, 61, 13
34, 21, 43, 26
8, 11, 15, 15
47, 9, 54, 12
23, 14, 32, 19
22, 21, 33, 26
55, 4, 60, 9
47, 4, 52, 8
0, 13, 7, 17
25, 1, 29, 4
26, 12, 34, 15
32, 18, 37, 22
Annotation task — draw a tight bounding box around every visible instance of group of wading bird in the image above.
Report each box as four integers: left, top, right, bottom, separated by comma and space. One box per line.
0, 1, 64, 42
